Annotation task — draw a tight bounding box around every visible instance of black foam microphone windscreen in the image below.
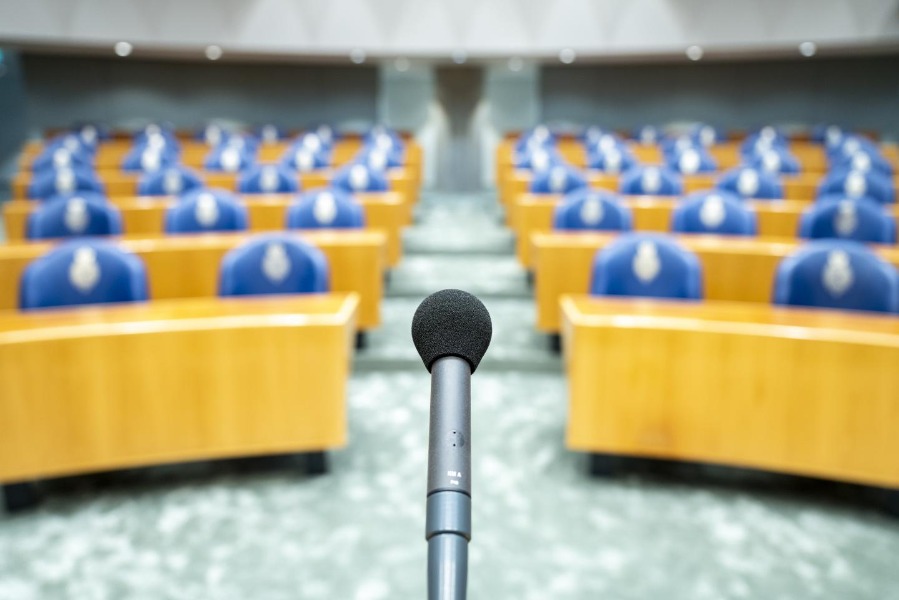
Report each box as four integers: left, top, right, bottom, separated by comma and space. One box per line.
411, 289, 493, 373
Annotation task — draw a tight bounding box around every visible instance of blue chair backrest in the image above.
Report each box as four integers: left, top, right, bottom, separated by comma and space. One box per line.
671, 190, 757, 236
514, 146, 564, 171
515, 126, 555, 153
665, 147, 718, 175
818, 168, 895, 204
281, 145, 330, 172
587, 147, 637, 174
286, 188, 365, 229
590, 234, 703, 300
585, 132, 626, 157
812, 124, 844, 146
238, 164, 299, 194
204, 144, 256, 172
358, 147, 403, 170
138, 166, 205, 196
121, 145, 179, 172
829, 149, 893, 177
799, 198, 896, 244
619, 166, 683, 196
332, 163, 389, 192
27, 193, 122, 240
716, 167, 783, 199
257, 124, 286, 144
196, 124, 231, 146
28, 167, 104, 200
553, 189, 632, 231
311, 124, 338, 147
218, 234, 329, 297
20, 240, 148, 310
773, 240, 899, 313
134, 124, 178, 145
164, 189, 249, 233
688, 124, 721, 147
294, 132, 332, 155
634, 125, 661, 144
827, 135, 879, 160
46, 133, 95, 157
365, 126, 404, 149
747, 148, 801, 174
32, 147, 92, 173
530, 165, 589, 194
740, 126, 788, 154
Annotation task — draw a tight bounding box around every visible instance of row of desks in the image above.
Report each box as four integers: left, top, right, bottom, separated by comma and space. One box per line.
0, 293, 358, 483
19, 138, 424, 174
11, 167, 420, 209
0, 230, 386, 330
511, 193, 899, 268
3, 193, 407, 267
533, 231, 899, 332
561, 295, 899, 488
496, 138, 899, 176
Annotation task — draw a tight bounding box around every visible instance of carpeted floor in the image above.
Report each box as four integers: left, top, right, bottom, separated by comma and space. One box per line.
1, 192, 898, 599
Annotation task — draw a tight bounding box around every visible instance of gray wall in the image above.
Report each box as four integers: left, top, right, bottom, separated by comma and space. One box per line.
0, 49, 27, 196
20, 55, 379, 132
541, 56, 899, 139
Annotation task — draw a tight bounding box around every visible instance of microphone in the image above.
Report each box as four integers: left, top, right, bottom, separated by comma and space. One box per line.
411, 289, 492, 600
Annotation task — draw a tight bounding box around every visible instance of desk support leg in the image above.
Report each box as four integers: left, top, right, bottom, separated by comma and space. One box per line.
355, 332, 368, 350
589, 453, 623, 478
3, 482, 41, 512
548, 334, 561, 354
305, 452, 328, 476
884, 489, 899, 518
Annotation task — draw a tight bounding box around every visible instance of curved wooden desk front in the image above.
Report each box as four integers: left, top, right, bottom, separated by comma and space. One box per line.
513, 194, 899, 268
12, 168, 418, 216
532, 232, 899, 332
3, 192, 407, 267
0, 294, 357, 485
561, 295, 899, 488
0, 230, 385, 329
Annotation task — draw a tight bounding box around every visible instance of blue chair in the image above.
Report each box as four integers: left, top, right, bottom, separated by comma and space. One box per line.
660, 136, 700, 159
590, 234, 703, 300
740, 126, 789, 156
365, 125, 404, 148
311, 124, 338, 147
31, 147, 92, 174
20, 240, 148, 310
619, 166, 683, 196
27, 193, 122, 240
358, 147, 404, 170
584, 132, 626, 156
293, 132, 332, 156
257, 124, 287, 144
829, 149, 893, 177
665, 147, 718, 175
238, 164, 299, 194
514, 146, 564, 171
28, 167, 104, 200
530, 165, 589, 194
45, 133, 96, 158
281, 146, 330, 172
799, 198, 896, 244
515, 126, 555, 153
164, 189, 249, 234
671, 190, 757, 236
773, 240, 899, 313
716, 167, 783, 200
587, 147, 637, 174
553, 189, 632, 231
134, 123, 178, 146
688, 124, 722, 147
286, 188, 365, 229
138, 166, 204, 196
72, 123, 109, 146
218, 234, 329, 297
204, 144, 255, 172
580, 126, 606, 145
827, 135, 879, 161
121, 145, 179, 173
747, 148, 801, 175
196, 123, 231, 146
818, 168, 895, 204
634, 125, 661, 144
811, 124, 844, 146
332, 163, 389, 193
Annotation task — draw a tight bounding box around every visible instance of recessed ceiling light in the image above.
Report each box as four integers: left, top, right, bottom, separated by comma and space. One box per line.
205, 45, 223, 60
350, 48, 366, 64
114, 41, 133, 57
559, 48, 576, 64
508, 56, 523, 72
686, 45, 703, 61
799, 41, 817, 57
394, 57, 410, 72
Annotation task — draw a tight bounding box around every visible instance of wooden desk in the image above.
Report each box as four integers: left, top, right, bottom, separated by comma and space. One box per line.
532, 232, 899, 332
513, 194, 899, 268
0, 294, 357, 484
12, 168, 418, 216
0, 230, 385, 329
561, 295, 899, 488
3, 192, 407, 267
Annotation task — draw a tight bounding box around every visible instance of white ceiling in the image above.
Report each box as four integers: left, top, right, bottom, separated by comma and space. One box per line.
0, 0, 897, 61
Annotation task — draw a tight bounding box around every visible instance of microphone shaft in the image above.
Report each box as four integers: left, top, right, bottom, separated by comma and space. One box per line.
425, 356, 472, 600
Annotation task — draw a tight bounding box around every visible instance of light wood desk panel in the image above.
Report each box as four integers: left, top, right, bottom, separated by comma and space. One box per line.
561, 295, 899, 488
0, 294, 357, 483
533, 232, 899, 332
0, 230, 385, 329
513, 194, 899, 268
3, 193, 406, 267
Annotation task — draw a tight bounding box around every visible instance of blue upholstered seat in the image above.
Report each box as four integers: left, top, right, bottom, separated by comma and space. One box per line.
331, 163, 389, 193
716, 167, 783, 200
286, 188, 365, 229
530, 165, 589, 194
773, 240, 899, 313
589, 234, 703, 300
799, 198, 896, 244
619, 166, 683, 196
218, 234, 329, 297
237, 164, 299, 194
20, 240, 148, 309
671, 190, 757, 236
27, 193, 122, 240
164, 188, 249, 234
138, 166, 204, 196
552, 189, 632, 232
